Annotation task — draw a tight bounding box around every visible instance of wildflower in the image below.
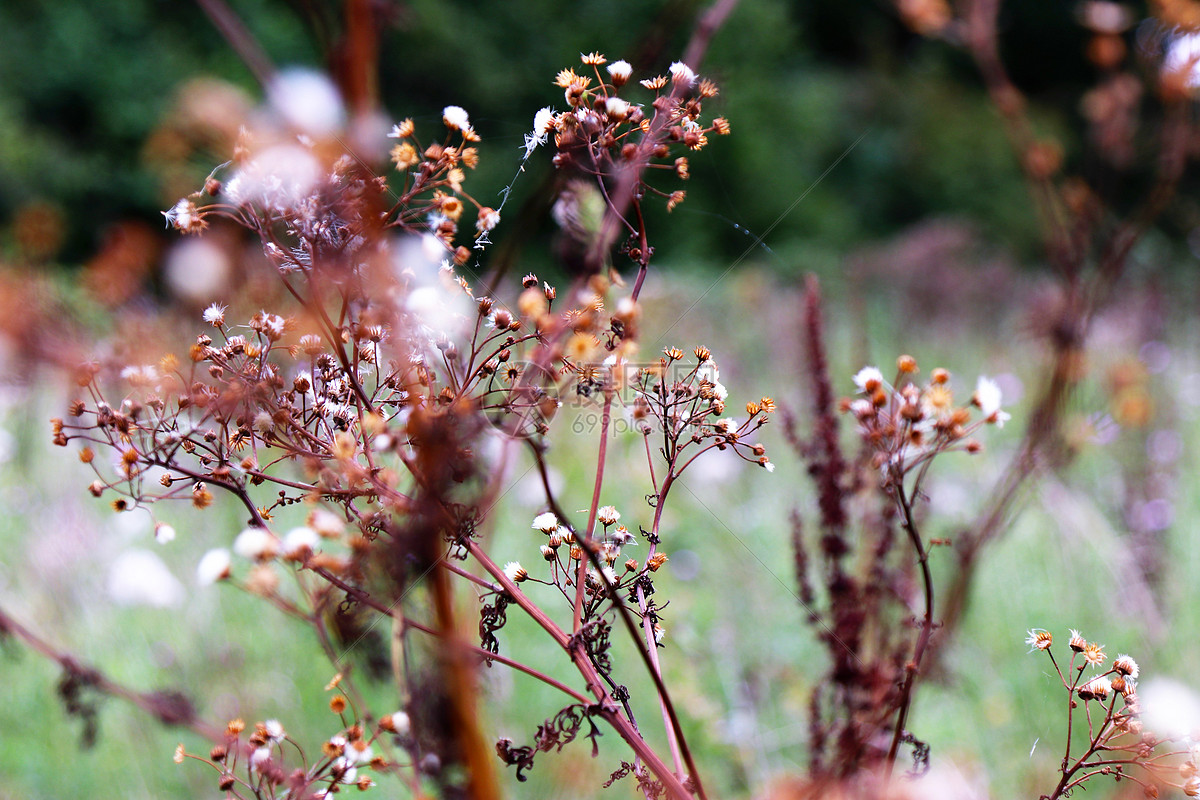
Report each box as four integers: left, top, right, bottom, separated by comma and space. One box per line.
264, 719, 286, 743
174, 743, 185, 763
203, 303, 226, 326
1113, 654, 1140, 679
1078, 676, 1112, 701
974, 376, 1011, 427
669, 61, 696, 86
252, 411, 275, 436
197, 548, 231, 585
1069, 629, 1087, 652
853, 366, 885, 393
647, 553, 668, 571
283, 526, 320, 559
475, 206, 501, 235
607, 59, 632, 85
391, 142, 419, 169
605, 96, 630, 120
540, 544, 555, 560
581, 51, 606, 65
162, 199, 207, 234
250, 745, 272, 771
532, 512, 559, 534
760, 457, 775, 472
154, 522, 176, 545
597, 506, 621, 526
233, 527, 279, 561
1025, 628, 1053, 651
388, 119, 414, 138
380, 711, 411, 735
309, 508, 346, 538
503, 561, 528, 582
611, 526, 636, 547
1084, 641, 1107, 666
442, 105, 471, 131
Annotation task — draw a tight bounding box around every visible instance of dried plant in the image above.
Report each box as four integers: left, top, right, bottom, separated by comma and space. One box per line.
6, 2, 1200, 799
38, 17, 776, 796
785, 277, 1009, 791
1025, 628, 1199, 799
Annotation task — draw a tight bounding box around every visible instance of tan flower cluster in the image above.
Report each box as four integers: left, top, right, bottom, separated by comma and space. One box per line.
841, 355, 1009, 480
531, 52, 730, 223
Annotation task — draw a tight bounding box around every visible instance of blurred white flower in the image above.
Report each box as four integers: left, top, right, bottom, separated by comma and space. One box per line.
196, 548, 232, 585
1140, 678, 1200, 740
442, 105, 470, 131
107, 549, 184, 607
853, 366, 884, 392
268, 68, 345, 136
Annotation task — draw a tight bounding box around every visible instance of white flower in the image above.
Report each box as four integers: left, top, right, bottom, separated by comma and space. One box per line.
611, 526, 636, 547
669, 61, 696, 86
1079, 676, 1112, 700
849, 398, 874, 418
1141, 679, 1200, 739
267, 68, 345, 136
196, 548, 231, 585
309, 509, 346, 538
346, 742, 374, 765
264, 719, 286, 742
597, 506, 621, 526
1164, 32, 1200, 91
853, 366, 884, 393
607, 60, 632, 83
442, 105, 471, 131
532, 512, 559, 534
503, 561, 528, 582
202, 302, 226, 326
476, 207, 501, 234
162, 199, 200, 231
524, 106, 555, 157
154, 522, 176, 544
711, 381, 728, 403
974, 376, 1011, 427
332, 758, 358, 784
384, 711, 411, 736
253, 411, 275, 435
107, 549, 185, 608
1025, 628, 1053, 652
283, 526, 320, 559
250, 745, 272, 771
387, 124, 405, 138
715, 418, 736, 434
1113, 654, 1140, 679
605, 96, 630, 119
764, 460, 775, 473
233, 527, 279, 561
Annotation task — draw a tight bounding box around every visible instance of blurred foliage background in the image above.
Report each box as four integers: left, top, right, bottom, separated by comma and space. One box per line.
7, 0, 1191, 274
